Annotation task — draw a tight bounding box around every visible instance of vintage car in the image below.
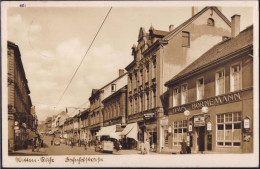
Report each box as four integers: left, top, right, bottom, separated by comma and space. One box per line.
54, 138, 61, 146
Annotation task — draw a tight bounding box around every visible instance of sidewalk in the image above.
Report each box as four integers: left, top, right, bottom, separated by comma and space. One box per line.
9, 148, 48, 156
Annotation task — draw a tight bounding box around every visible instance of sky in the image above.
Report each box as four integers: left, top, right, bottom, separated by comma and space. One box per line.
7, 6, 253, 121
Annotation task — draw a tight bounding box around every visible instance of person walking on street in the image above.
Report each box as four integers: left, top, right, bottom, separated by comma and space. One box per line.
36, 138, 40, 152
145, 139, 150, 155
32, 138, 35, 152
140, 141, 145, 155
51, 137, 54, 146
84, 139, 87, 150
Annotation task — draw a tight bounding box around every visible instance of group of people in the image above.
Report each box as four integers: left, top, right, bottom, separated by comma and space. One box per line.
140, 139, 150, 155
32, 137, 43, 152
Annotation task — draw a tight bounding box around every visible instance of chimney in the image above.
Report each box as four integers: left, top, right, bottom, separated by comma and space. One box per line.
119, 69, 125, 77
169, 25, 174, 31
231, 15, 240, 38
192, 6, 199, 16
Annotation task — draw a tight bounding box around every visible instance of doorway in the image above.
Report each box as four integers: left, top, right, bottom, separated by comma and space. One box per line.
198, 126, 205, 151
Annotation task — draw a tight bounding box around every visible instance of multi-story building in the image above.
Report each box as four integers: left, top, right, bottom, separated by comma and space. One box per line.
125, 7, 232, 152
8, 41, 33, 151
88, 69, 127, 141
64, 117, 74, 141
44, 117, 52, 134
79, 108, 90, 142
165, 17, 253, 153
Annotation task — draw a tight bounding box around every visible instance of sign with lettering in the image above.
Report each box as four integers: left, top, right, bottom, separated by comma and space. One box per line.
144, 113, 155, 119
172, 92, 241, 114
244, 118, 250, 129
207, 121, 212, 131
188, 125, 192, 132
194, 115, 205, 127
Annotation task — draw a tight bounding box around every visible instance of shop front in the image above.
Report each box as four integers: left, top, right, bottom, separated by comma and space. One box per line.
168, 89, 253, 154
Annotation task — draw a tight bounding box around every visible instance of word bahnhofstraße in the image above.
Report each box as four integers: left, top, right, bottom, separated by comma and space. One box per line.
65, 157, 103, 164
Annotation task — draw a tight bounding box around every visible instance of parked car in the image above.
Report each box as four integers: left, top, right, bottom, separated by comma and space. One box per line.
54, 138, 61, 146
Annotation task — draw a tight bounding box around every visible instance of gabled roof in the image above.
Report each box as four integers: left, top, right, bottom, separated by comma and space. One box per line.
165, 25, 253, 86
163, 7, 231, 41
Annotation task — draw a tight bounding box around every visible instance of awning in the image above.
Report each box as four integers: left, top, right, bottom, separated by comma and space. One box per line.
28, 131, 37, 140
96, 125, 121, 139
120, 123, 138, 141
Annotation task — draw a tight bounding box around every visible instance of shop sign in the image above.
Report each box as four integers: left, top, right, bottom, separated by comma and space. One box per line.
188, 125, 192, 132
207, 121, 212, 131
171, 92, 241, 114
244, 118, 250, 129
144, 113, 155, 119
194, 115, 205, 127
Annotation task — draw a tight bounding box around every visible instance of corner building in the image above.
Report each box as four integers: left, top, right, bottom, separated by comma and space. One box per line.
165, 22, 253, 153
125, 7, 232, 152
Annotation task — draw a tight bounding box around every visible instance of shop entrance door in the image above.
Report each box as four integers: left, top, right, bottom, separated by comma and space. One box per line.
198, 126, 205, 151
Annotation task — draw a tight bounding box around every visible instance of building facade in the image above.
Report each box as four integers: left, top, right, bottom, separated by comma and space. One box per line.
165, 20, 253, 153
8, 41, 33, 151
88, 69, 127, 141
125, 7, 232, 152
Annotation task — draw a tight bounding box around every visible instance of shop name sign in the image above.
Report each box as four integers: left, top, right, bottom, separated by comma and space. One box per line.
194, 115, 205, 127
143, 113, 155, 119
172, 92, 241, 114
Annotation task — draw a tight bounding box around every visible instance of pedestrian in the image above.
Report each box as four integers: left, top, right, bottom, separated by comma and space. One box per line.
145, 139, 150, 154
41, 139, 44, 148
51, 137, 53, 146
180, 139, 187, 154
71, 138, 74, 148
32, 138, 35, 152
36, 138, 40, 152
84, 139, 87, 150
140, 141, 145, 155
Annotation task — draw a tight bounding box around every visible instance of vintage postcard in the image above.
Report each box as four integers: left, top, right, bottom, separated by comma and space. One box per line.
1, 0, 259, 168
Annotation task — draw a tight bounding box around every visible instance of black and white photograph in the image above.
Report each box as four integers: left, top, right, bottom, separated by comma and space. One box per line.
1, 1, 259, 168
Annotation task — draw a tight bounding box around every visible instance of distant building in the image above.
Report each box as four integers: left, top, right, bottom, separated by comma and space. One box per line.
44, 117, 52, 134
125, 7, 232, 152
88, 69, 127, 140
165, 20, 253, 153
8, 41, 33, 151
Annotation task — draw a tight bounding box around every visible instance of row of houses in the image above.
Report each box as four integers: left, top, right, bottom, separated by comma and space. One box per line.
8, 41, 38, 152
47, 7, 254, 154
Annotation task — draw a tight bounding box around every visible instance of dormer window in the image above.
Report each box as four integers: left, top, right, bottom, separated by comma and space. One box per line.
207, 18, 215, 26
112, 84, 116, 92
182, 31, 190, 47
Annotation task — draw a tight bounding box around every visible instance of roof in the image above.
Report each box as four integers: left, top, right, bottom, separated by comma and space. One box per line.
163, 7, 231, 41
165, 25, 253, 86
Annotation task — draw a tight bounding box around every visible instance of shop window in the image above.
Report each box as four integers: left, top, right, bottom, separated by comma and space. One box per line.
216, 70, 225, 95
230, 63, 242, 92
216, 112, 242, 147
173, 120, 187, 146
181, 84, 188, 104
196, 78, 204, 100
173, 88, 179, 107
182, 31, 190, 47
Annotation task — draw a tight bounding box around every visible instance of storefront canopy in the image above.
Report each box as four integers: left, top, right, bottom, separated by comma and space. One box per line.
120, 123, 138, 141
96, 125, 121, 140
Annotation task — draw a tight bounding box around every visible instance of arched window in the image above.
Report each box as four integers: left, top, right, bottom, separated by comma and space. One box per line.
207, 18, 215, 26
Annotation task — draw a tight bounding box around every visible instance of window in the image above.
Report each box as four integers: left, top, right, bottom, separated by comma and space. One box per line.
145, 65, 149, 83
139, 96, 142, 112
146, 93, 149, 110
207, 18, 215, 26
129, 100, 132, 115
153, 90, 156, 108
152, 61, 156, 79
196, 78, 204, 100
216, 112, 242, 147
140, 70, 143, 85
216, 70, 225, 95
134, 98, 137, 113
173, 120, 187, 146
112, 84, 116, 92
173, 88, 179, 107
230, 63, 242, 92
181, 84, 188, 104
182, 31, 190, 47
129, 76, 132, 91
